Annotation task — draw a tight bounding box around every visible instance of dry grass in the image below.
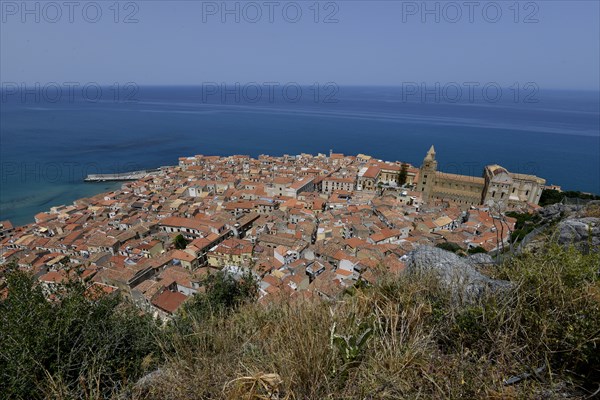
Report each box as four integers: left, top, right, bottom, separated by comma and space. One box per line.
130, 243, 599, 399
223, 373, 288, 399
583, 203, 600, 218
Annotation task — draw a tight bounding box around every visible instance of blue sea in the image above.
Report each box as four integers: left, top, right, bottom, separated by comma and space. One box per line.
1, 86, 599, 226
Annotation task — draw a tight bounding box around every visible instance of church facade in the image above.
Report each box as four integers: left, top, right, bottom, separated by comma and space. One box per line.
416, 146, 545, 208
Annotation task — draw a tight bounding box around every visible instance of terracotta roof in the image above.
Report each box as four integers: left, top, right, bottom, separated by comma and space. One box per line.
434, 171, 485, 184
362, 166, 380, 179
160, 217, 206, 231
0, 220, 14, 230
172, 249, 197, 263
152, 290, 187, 314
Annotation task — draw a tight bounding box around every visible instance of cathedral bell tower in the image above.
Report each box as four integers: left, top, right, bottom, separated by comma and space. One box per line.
416, 145, 437, 201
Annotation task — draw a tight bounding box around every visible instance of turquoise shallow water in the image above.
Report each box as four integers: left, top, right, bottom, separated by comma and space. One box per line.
1, 86, 599, 226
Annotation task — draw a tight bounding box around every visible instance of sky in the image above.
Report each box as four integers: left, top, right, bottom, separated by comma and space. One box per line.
1, 0, 599, 90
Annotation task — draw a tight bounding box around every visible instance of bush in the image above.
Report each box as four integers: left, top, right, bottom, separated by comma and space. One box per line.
499, 244, 600, 384
0, 270, 160, 399
506, 211, 542, 243
539, 189, 600, 207
167, 270, 257, 338
436, 242, 462, 253
183, 270, 257, 316
467, 246, 487, 255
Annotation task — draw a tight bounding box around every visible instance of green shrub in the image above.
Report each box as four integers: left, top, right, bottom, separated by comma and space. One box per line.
172, 234, 188, 250
167, 270, 257, 338
0, 269, 160, 399
467, 246, 487, 255
506, 211, 542, 243
436, 242, 462, 253
539, 189, 600, 207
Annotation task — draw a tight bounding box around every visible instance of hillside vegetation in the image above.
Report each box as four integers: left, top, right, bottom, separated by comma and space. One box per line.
1, 239, 599, 399
539, 189, 600, 207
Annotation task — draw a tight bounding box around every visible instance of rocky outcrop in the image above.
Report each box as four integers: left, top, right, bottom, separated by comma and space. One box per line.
556, 217, 600, 253
538, 203, 578, 222
521, 201, 600, 254
467, 253, 495, 266
405, 246, 511, 302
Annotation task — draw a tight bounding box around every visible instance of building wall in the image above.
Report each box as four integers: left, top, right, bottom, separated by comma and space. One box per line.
207, 251, 251, 268
510, 176, 545, 205
416, 147, 438, 201
417, 147, 545, 208
322, 178, 355, 194
379, 169, 399, 185
431, 173, 485, 206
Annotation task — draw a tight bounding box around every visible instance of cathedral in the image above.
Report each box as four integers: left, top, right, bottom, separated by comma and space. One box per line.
416, 146, 546, 209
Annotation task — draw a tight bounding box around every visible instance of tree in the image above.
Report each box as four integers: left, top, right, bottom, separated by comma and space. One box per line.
203, 271, 258, 310
398, 163, 409, 186
171, 271, 258, 334
173, 234, 188, 249
539, 189, 564, 206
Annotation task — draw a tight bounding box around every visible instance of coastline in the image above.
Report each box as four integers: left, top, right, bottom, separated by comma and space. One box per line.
84, 168, 163, 182
2, 155, 598, 230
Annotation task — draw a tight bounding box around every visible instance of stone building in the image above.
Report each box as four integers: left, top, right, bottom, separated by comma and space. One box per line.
322, 176, 355, 194
416, 146, 545, 208
482, 165, 546, 206
356, 163, 416, 191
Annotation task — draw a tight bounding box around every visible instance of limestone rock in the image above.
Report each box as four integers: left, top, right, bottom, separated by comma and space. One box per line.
467, 253, 495, 265
556, 217, 600, 253
405, 246, 511, 302
538, 203, 571, 222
